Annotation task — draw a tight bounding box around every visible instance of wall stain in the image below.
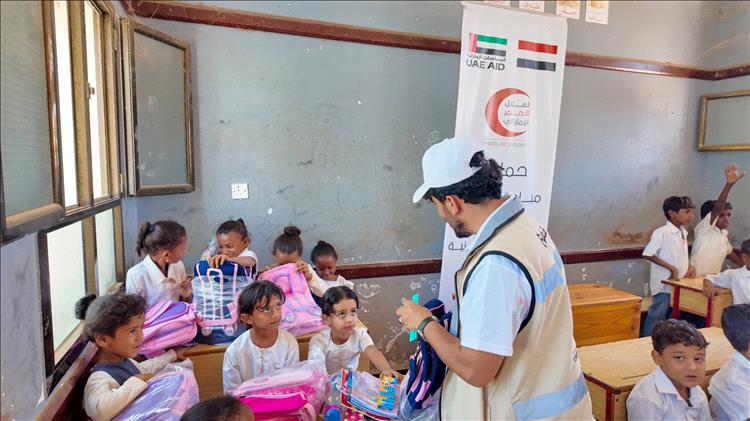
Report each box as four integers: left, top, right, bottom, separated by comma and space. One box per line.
382, 165, 394, 171
298, 159, 314, 166
605, 225, 651, 245
276, 185, 295, 194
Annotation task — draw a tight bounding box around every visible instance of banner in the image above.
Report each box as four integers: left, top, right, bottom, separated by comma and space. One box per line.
439, 2, 567, 310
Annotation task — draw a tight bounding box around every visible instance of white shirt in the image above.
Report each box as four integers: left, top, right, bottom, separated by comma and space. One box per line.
643, 221, 690, 295
126, 255, 187, 308
690, 214, 733, 277
222, 329, 299, 393
83, 350, 176, 421
709, 351, 750, 421
707, 266, 750, 305
626, 366, 710, 421
307, 326, 374, 375
308, 273, 354, 297
458, 200, 532, 357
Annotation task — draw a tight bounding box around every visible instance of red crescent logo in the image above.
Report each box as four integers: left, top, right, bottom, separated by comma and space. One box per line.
485, 88, 528, 137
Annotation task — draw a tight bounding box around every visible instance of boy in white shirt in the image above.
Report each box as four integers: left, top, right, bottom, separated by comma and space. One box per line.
222, 281, 299, 393
642, 196, 696, 336
308, 286, 400, 377
626, 319, 710, 421
690, 164, 745, 277
703, 239, 750, 305
709, 304, 750, 420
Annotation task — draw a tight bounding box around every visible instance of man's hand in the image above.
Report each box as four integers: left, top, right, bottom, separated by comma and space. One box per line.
295, 260, 313, 281
669, 267, 680, 281
685, 265, 696, 279
396, 300, 432, 331
725, 163, 746, 185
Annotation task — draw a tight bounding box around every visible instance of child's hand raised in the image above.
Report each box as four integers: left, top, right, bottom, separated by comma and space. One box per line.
295, 260, 313, 281
725, 163, 745, 185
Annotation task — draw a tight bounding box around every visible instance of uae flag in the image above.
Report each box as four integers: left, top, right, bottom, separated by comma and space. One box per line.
516, 39, 558, 71
469, 32, 507, 57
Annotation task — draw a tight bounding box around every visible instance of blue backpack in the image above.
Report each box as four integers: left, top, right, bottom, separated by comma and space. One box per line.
192, 261, 251, 344
398, 298, 451, 420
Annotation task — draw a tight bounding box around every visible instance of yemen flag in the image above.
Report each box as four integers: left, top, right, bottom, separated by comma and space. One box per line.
469, 32, 507, 57
516, 39, 558, 71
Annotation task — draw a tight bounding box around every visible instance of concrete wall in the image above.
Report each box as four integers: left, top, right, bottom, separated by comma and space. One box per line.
0, 235, 46, 420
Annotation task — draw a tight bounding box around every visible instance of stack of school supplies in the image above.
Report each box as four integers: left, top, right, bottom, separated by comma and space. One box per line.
339, 369, 401, 420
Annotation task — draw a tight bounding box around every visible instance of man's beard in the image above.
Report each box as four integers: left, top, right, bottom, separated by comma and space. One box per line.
451, 220, 472, 238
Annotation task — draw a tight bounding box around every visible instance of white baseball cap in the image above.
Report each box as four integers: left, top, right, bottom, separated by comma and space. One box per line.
412, 136, 484, 203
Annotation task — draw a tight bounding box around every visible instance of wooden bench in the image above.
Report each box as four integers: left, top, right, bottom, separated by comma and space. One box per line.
663, 278, 733, 327
186, 321, 371, 401
579, 327, 732, 421
569, 284, 642, 346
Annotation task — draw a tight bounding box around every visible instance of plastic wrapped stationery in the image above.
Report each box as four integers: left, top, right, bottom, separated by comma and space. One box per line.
233, 360, 330, 421
112, 365, 199, 421
192, 260, 252, 344
340, 369, 401, 420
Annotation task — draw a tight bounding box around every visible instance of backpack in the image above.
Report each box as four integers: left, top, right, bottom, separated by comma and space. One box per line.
398, 298, 451, 421
233, 360, 330, 421
192, 260, 251, 344
256, 263, 326, 336
139, 300, 197, 358
112, 369, 199, 421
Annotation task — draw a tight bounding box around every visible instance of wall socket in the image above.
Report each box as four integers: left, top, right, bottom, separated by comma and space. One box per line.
231, 183, 249, 199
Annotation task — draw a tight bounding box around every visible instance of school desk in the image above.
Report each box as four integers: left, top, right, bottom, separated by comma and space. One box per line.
568, 284, 642, 346
185, 321, 370, 401
663, 278, 733, 327
578, 327, 732, 421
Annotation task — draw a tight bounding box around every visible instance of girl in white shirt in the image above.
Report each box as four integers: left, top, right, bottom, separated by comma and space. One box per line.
222, 281, 299, 393
76, 293, 187, 421
126, 220, 191, 308
310, 241, 354, 303
258, 225, 325, 294
308, 286, 400, 377
203, 218, 259, 277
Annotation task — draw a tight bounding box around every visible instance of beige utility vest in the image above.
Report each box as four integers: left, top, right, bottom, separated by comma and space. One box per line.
440, 208, 592, 420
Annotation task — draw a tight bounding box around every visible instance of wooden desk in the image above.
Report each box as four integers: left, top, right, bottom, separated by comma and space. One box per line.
663, 278, 733, 327
579, 327, 732, 421
569, 284, 642, 346
185, 322, 370, 401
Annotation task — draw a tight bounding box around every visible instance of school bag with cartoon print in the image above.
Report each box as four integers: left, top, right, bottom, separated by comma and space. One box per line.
398, 298, 451, 421
192, 260, 252, 344
256, 263, 326, 336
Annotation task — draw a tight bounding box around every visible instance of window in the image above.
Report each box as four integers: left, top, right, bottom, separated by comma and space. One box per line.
6, 0, 126, 385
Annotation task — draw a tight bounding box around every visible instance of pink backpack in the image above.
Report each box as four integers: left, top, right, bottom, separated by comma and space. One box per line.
233, 360, 330, 421
140, 300, 197, 358
256, 263, 325, 336
112, 369, 199, 421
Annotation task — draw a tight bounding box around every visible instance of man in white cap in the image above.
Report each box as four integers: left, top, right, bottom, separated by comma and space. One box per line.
397, 137, 592, 420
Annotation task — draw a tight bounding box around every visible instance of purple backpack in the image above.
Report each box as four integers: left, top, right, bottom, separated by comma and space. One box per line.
140, 300, 197, 358
112, 370, 199, 421
256, 263, 325, 336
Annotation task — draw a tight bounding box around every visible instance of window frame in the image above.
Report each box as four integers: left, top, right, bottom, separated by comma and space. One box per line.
0, 1, 65, 242
0, 0, 121, 245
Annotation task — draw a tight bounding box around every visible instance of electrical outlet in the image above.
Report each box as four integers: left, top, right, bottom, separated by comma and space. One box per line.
231, 183, 249, 200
